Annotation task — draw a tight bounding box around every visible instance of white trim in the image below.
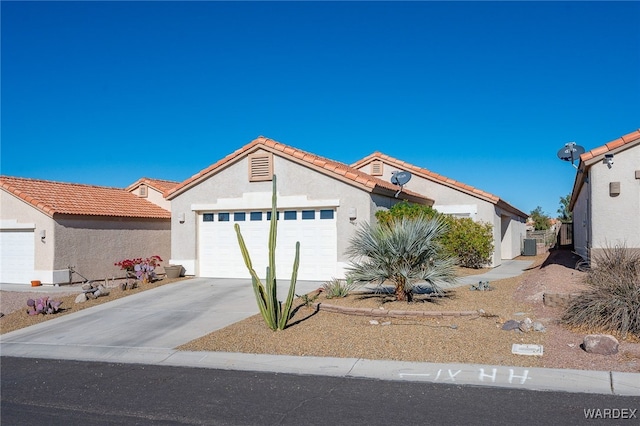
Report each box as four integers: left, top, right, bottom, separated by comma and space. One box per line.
0, 219, 36, 230
433, 204, 478, 218
192, 192, 340, 212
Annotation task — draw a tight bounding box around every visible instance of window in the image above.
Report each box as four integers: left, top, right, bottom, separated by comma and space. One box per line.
218, 212, 230, 222
250, 212, 262, 221
248, 152, 273, 182
139, 184, 148, 197
284, 211, 297, 220
234, 212, 246, 221
266, 211, 280, 220
301, 210, 315, 220
203, 213, 214, 222
320, 209, 334, 219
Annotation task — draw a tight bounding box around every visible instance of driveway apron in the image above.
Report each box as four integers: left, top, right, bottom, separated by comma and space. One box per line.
1, 278, 323, 361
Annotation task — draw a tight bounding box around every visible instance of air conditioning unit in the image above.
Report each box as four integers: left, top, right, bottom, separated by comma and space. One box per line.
523, 239, 537, 256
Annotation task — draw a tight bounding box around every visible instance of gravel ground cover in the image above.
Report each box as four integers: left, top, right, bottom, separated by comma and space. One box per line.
3, 250, 639, 372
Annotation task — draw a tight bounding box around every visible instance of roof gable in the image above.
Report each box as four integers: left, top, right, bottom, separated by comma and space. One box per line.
126, 177, 180, 194
352, 152, 527, 219
165, 137, 433, 205
1, 176, 171, 219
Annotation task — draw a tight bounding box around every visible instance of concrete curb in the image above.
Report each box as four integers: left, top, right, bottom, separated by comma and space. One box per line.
2, 344, 637, 396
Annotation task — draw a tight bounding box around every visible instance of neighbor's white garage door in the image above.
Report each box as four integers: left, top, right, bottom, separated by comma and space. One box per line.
198, 209, 337, 281
0, 230, 35, 284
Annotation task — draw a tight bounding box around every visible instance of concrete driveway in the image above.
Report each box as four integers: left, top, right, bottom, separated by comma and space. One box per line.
1, 278, 323, 360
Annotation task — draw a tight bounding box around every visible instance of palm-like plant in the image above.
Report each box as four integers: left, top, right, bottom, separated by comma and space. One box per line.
346, 216, 458, 301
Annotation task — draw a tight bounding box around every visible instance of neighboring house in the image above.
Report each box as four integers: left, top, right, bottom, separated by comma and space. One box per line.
351, 152, 528, 267
165, 137, 433, 281
0, 176, 171, 285
126, 177, 179, 211
569, 129, 640, 263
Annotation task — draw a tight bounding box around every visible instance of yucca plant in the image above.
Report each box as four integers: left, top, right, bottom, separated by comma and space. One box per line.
234, 175, 300, 330
346, 216, 458, 302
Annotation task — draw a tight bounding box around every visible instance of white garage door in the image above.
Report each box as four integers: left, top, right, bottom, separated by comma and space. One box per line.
0, 230, 35, 284
199, 209, 337, 281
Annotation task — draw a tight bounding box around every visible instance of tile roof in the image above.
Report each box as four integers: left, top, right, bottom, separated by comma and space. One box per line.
1, 176, 171, 219
579, 129, 640, 164
166, 137, 434, 204
126, 177, 180, 193
569, 128, 640, 211
351, 152, 528, 219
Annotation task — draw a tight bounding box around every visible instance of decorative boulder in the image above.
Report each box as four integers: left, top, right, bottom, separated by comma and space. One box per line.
583, 334, 619, 355
75, 293, 87, 304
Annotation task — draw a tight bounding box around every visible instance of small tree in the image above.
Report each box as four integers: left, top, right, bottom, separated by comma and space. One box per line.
557, 194, 572, 223
530, 206, 551, 230
346, 216, 458, 302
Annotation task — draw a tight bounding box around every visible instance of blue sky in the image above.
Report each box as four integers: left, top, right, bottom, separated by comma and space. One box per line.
2, 1, 638, 218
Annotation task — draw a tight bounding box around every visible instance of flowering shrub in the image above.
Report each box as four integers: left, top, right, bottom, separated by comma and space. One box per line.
114, 255, 162, 283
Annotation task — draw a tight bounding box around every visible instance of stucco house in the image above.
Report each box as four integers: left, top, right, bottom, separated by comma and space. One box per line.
126, 177, 179, 211
569, 128, 640, 263
0, 176, 171, 285
351, 152, 528, 266
165, 137, 433, 281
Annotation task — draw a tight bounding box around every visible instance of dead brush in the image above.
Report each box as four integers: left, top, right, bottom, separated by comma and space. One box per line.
562, 245, 640, 339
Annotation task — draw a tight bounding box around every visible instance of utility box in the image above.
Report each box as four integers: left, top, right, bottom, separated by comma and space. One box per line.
523, 238, 537, 256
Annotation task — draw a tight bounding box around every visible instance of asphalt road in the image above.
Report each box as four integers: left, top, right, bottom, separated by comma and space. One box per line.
2, 357, 638, 425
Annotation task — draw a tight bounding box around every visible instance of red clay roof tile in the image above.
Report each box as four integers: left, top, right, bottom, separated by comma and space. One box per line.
579, 129, 640, 163
1, 176, 171, 219
166, 137, 432, 204
351, 152, 525, 216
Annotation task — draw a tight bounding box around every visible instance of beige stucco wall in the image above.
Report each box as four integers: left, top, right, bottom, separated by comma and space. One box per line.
1, 190, 56, 283
169, 151, 407, 276
589, 144, 640, 252
53, 216, 171, 284
146, 187, 171, 211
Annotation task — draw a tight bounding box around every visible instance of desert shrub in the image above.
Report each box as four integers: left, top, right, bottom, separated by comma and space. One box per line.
322, 277, 356, 299
346, 216, 458, 302
562, 245, 640, 338
376, 201, 493, 269
440, 218, 494, 269
375, 201, 439, 228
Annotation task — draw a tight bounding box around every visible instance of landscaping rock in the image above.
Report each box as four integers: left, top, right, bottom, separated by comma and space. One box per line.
81, 283, 92, 291
369, 320, 379, 325
501, 319, 520, 331
75, 293, 87, 304
518, 317, 533, 333
583, 334, 619, 355
533, 321, 546, 332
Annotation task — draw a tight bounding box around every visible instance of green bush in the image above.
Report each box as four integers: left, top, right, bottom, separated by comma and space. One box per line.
376, 201, 494, 269
375, 201, 439, 228
562, 245, 640, 338
440, 218, 494, 269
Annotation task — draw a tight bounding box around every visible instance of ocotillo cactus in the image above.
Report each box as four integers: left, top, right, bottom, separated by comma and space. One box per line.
234, 175, 300, 330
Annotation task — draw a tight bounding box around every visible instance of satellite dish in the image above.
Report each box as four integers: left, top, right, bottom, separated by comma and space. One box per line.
391, 171, 411, 186
556, 142, 585, 169
391, 171, 411, 198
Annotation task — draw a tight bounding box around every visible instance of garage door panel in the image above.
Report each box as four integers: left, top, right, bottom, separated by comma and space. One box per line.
199, 209, 336, 280
0, 230, 35, 284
